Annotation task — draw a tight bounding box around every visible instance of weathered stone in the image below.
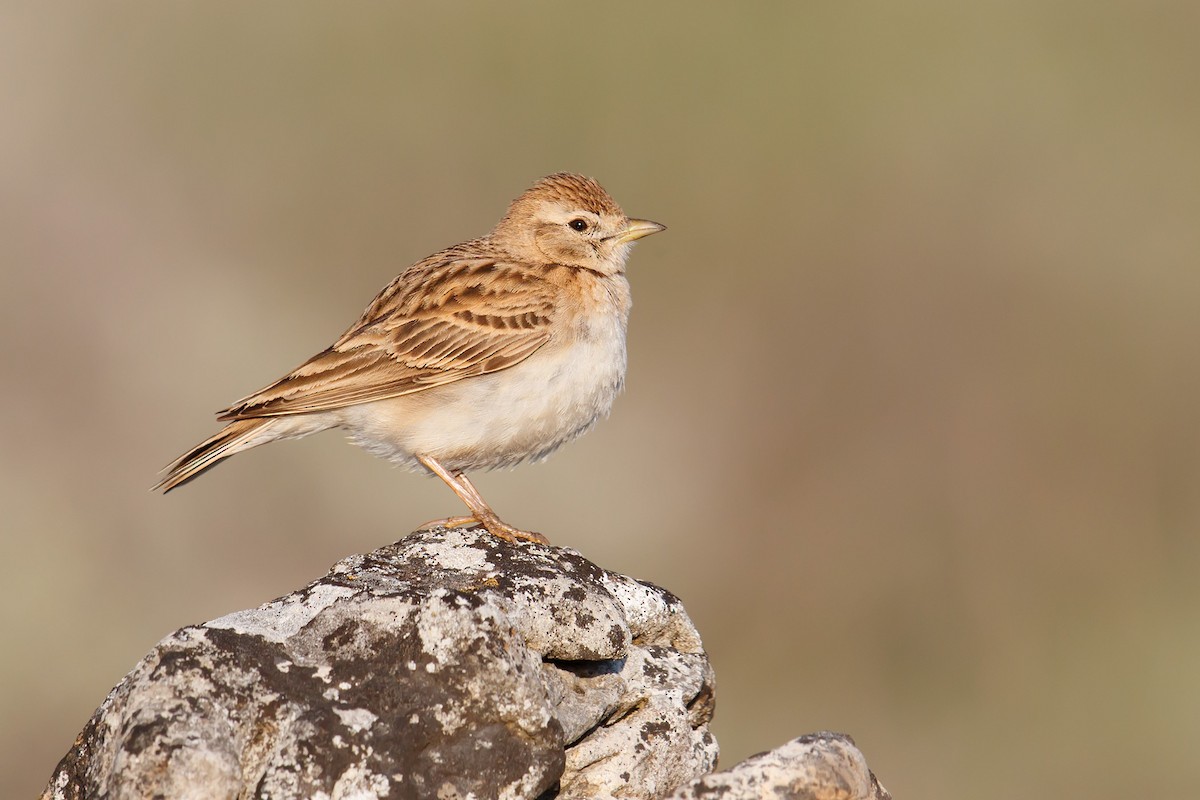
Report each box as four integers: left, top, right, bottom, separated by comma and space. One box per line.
42, 527, 719, 799
664, 733, 891, 800
556, 644, 717, 800
42, 527, 887, 799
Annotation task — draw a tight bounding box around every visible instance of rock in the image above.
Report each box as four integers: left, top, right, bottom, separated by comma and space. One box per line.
665, 733, 890, 800
42, 528, 717, 799
42, 527, 887, 800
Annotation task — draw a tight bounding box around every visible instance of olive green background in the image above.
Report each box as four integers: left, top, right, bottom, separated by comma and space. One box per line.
3, 3, 1198, 798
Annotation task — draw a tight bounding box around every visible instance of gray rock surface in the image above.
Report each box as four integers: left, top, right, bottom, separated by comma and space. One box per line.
42, 527, 886, 800
665, 733, 890, 800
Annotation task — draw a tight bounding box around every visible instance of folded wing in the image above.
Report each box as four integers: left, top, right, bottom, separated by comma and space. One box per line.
218, 257, 554, 420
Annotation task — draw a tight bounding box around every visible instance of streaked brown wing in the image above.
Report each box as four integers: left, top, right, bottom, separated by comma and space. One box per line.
217, 256, 555, 420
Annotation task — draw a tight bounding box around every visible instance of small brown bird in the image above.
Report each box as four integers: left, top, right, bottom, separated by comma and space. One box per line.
155, 173, 664, 544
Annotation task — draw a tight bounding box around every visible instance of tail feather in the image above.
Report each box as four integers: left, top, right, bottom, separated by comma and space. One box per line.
153, 418, 274, 493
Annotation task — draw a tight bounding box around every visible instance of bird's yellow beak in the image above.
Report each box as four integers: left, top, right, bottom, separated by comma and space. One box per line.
613, 218, 666, 244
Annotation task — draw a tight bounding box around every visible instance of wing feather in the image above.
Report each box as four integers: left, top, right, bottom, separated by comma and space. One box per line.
217, 255, 555, 420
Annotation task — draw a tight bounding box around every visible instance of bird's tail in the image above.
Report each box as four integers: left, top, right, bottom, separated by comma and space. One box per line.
153, 418, 275, 493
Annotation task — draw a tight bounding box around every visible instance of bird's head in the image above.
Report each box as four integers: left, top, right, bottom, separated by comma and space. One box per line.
492, 173, 664, 275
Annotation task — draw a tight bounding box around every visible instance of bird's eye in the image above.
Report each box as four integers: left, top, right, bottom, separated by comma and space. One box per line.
568, 218, 589, 232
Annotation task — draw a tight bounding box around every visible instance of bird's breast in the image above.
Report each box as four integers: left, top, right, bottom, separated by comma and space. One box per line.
343, 303, 630, 472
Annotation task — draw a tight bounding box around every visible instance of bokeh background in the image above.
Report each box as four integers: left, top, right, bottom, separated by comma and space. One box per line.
3, 3, 1198, 798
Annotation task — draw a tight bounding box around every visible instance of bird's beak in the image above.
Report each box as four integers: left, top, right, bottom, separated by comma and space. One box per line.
612, 218, 666, 244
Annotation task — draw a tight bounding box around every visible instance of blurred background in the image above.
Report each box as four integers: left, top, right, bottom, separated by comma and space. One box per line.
2, 2, 1198, 798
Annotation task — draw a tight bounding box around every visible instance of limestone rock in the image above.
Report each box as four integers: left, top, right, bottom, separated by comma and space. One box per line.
43, 527, 888, 799
42, 527, 718, 799
665, 733, 891, 800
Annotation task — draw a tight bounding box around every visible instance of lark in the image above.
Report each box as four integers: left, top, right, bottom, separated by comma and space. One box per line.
155, 173, 664, 544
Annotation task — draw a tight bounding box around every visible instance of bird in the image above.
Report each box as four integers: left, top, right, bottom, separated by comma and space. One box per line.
154, 173, 664, 545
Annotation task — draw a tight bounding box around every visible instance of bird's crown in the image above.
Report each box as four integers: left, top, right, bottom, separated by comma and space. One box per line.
509, 173, 624, 219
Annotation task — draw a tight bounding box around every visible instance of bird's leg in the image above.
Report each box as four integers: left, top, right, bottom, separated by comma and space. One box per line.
452, 472, 492, 509
416, 452, 482, 532
417, 455, 550, 545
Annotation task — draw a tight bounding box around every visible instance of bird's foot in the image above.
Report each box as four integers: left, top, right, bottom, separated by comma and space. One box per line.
480, 515, 551, 545
419, 514, 549, 545
419, 515, 481, 531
